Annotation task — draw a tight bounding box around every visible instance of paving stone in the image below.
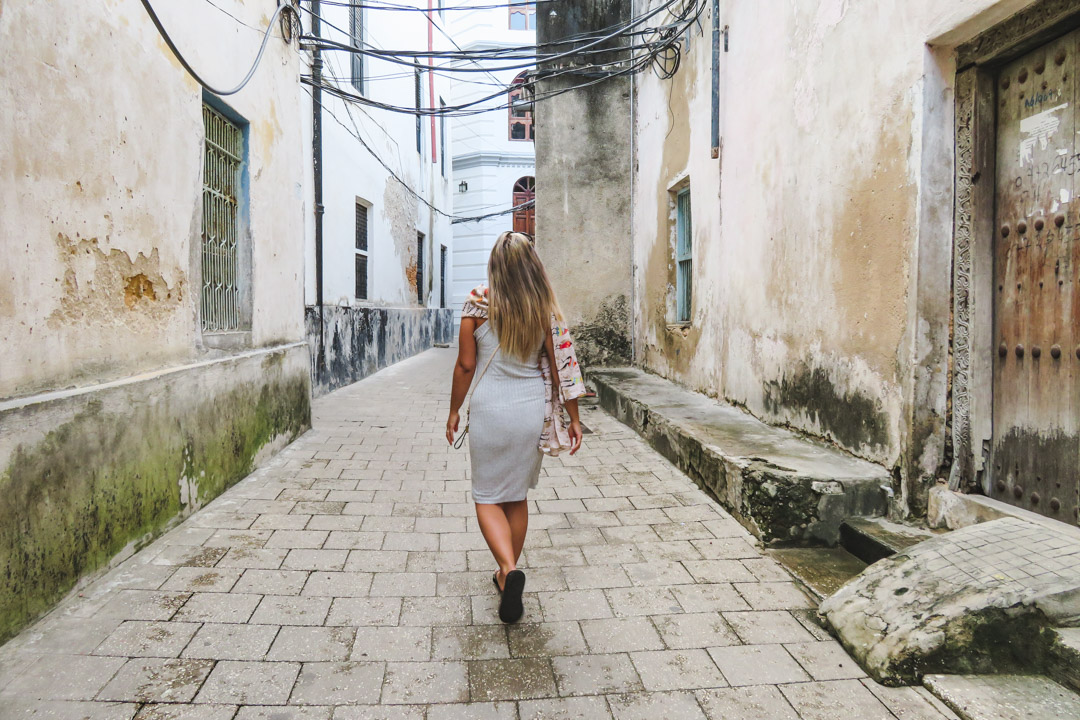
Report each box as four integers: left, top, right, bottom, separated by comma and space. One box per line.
860, 680, 961, 720
194, 660, 300, 704
1, 700, 139, 720
159, 567, 241, 593
507, 622, 588, 658
381, 661, 469, 704
182, 623, 279, 660
608, 690, 708, 720
332, 706, 421, 720
204, 529, 273, 548
695, 686, 800, 720
433, 625, 509, 660
234, 569, 310, 595
622, 562, 695, 587
93, 590, 190, 621
234, 708, 334, 720
562, 565, 632, 590
691, 538, 760, 559
539, 590, 614, 621
282, 549, 350, 571
779, 679, 894, 720
370, 572, 437, 597
134, 704, 237, 720
784, 641, 867, 681
151, 546, 229, 567
301, 571, 374, 597
98, 658, 214, 703
327, 597, 402, 626
406, 551, 468, 573
400, 596, 472, 626
672, 584, 750, 613
708, 645, 810, 686
722, 611, 817, 645
290, 661, 385, 705
580, 617, 664, 653
426, 702, 516, 720
217, 548, 289, 569
3, 654, 127, 700
630, 649, 727, 691
353, 626, 431, 661
635, 541, 703, 563
266, 625, 355, 661
250, 595, 331, 626
651, 613, 739, 649
174, 592, 261, 623
552, 654, 643, 696
345, 549, 409, 572
93, 621, 201, 658
265, 530, 328, 549
469, 657, 557, 701
735, 582, 813, 611
518, 696, 614, 720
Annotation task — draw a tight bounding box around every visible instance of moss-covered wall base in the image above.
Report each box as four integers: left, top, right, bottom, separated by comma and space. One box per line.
306, 306, 454, 397
0, 343, 311, 644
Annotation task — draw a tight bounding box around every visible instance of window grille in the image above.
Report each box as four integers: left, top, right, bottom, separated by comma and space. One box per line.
350, 5, 364, 92
414, 64, 423, 154
440, 98, 446, 177
508, 72, 534, 141
509, 2, 536, 29
440, 245, 447, 308
201, 103, 243, 332
416, 232, 425, 304
355, 202, 369, 300
676, 188, 693, 323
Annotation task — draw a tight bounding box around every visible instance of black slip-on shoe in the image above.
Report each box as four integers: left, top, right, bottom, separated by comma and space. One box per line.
498, 570, 525, 623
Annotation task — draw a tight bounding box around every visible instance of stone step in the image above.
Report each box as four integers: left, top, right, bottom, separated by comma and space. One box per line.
1048, 628, 1080, 692
767, 546, 867, 600
821, 517, 1080, 685
589, 368, 891, 545
839, 516, 936, 564
924, 674, 1080, 720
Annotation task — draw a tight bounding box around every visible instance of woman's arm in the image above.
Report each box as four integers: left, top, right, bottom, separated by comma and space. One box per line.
446, 317, 479, 445
544, 329, 583, 455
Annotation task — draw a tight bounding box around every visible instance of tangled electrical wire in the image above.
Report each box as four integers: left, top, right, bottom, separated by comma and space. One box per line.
300, 0, 705, 118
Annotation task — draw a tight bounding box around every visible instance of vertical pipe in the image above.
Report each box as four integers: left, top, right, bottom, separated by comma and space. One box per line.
710, 0, 720, 158
312, 0, 326, 378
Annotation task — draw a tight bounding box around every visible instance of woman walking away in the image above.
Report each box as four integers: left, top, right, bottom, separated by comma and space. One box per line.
445, 231, 585, 623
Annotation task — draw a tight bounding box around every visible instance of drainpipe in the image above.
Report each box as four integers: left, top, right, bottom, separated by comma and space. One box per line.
312, 0, 326, 379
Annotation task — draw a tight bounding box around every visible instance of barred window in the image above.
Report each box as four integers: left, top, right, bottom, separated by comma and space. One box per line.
355, 201, 369, 300
350, 5, 364, 93
201, 103, 243, 332
416, 232, 425, 305
508, 72, 534, 142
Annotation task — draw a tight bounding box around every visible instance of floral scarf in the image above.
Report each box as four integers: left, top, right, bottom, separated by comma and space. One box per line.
462, 284, 586, 456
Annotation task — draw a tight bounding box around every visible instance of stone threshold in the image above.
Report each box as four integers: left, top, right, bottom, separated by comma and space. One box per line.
589, 368, 891, 545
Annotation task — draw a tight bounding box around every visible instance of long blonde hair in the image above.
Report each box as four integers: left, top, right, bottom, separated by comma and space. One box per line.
488, 231, 561, 362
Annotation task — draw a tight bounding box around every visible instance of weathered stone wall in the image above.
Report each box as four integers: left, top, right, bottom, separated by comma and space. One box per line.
307, 307, 455, 397
0, 0, 307, 399
624, 0, 1048, 516
535, 0, 634, 369
0, 344, 310, 644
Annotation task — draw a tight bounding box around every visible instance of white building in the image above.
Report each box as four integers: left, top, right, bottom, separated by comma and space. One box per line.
306, 0, 456, 394
445, 2, 537, 323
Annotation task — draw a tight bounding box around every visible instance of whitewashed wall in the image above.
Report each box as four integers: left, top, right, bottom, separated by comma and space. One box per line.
446, 3, 536, 323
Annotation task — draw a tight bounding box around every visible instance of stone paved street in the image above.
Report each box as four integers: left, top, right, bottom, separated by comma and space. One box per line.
0, 349, 960, 719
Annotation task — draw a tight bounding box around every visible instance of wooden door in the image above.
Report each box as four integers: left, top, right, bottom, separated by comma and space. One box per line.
991, 27, 1080, 524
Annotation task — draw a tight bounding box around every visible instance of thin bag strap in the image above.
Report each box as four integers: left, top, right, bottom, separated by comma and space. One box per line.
453, 336, 500, 449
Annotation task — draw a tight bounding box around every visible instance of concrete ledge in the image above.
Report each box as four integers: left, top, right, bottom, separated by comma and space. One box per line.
928, 485, 1080, 540
590, 368, 891, 545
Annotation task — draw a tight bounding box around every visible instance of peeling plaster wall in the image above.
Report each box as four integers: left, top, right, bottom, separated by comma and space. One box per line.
0, 1, 310, 640
628, 0, 1042, 515
305, 1, 456, 388
535, 1, 634, 369
0, 0, 307, 398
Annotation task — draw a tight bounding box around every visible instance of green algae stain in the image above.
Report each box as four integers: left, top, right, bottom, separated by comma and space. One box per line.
0, 369, 310, 644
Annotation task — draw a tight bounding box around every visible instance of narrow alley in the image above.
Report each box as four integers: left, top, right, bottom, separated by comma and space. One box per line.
0, 349, 956, 719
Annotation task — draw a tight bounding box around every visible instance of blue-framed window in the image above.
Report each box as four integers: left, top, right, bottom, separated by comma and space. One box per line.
675, 187, 692, 323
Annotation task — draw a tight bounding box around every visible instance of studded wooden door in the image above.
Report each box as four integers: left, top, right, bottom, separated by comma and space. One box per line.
991, 27, 1080, 524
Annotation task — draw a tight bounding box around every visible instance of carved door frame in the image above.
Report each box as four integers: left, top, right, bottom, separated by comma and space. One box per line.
951, 0, 1080, 493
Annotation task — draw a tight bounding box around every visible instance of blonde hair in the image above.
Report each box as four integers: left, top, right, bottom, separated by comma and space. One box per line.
488, 231, 562, 362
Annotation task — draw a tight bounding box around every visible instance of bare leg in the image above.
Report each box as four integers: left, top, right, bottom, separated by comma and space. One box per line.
502, 500, 529, 565
475, 503, 516, 589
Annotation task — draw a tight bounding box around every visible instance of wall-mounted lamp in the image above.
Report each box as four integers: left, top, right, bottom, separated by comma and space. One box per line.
458, 181, 468, 193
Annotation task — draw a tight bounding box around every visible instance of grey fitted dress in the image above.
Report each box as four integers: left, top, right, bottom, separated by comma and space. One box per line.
468, 321, 545, 503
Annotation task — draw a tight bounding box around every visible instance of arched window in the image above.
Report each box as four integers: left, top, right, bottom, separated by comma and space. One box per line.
508, 2, 536, 30
508, 72, 534, 142
513, 176, 535, 236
